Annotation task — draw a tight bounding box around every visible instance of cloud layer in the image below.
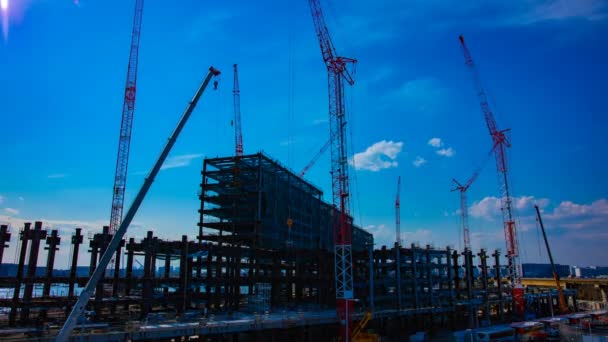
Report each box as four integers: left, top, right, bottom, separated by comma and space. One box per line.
466, 196, 608, 264
161, 153, 204, 170
351, 140, 403, 171
3, 208, 18, 215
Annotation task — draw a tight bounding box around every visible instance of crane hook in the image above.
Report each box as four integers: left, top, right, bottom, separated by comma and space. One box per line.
213, 80, 219, 90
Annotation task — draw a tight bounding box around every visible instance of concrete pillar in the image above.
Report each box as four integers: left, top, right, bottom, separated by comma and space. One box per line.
68, 228, 83, 299
463, 248, 474, 329
125, 238, 135, 296
112, 238, 125, 297
478, 249, 490, 324
493, 250, 504, 321
40, 229, 60, 319
0, 225, 11, 264
395, 243, 402, 311
43, 230, 60, 297
94, 226, 111, 313
9, 223, 31, 326
164, 253, 171, 297
142, 231, 154, 316
178, 235, 188, 314
21, 221, 47, 322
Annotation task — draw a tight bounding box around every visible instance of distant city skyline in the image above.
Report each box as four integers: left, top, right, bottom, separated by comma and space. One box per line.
1, 0, 607, 268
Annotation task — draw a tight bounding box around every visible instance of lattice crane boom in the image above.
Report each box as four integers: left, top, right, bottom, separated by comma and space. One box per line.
299, 137, 331, 178
109, 0, 144, 234
458, 35, 522, 288
233, 64, 243, 157
452, 148, 492, 251
308, 0, 357, 340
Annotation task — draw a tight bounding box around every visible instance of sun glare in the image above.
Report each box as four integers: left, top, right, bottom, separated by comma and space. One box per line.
0, 0, 8, 11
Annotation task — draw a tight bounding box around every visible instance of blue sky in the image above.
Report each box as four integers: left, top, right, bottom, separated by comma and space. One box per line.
0, 0, 607, 268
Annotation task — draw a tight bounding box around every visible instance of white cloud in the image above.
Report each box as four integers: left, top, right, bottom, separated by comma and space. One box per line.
469, 196, 502, 219
350, 140, 403, 171
413, 156, 427, 168
161, 153, 204, 170
436, 147, 455, 157
543, 199, 608, 231
428, 138, 443, 148
467, 196, 608, 263
48, 173, 67, 179
469, 195, 550, 220
521, 0, 607, 24
4, 208, 19, 215
18, 196, 24, 202
428, 137, 455, 158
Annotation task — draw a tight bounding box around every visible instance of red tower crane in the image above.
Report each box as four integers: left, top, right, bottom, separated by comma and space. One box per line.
451, 148, 493, 251
458, 35, 524, 315
307, 0, 357, 340
233, 64, 243, 157
109, 0, 144, 235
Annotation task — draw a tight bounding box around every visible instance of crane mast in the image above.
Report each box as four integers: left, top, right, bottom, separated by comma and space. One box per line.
452, 147, 494, 251
452, 179, 472, 251
307, 0, 356, 340
109, 0, 144, 234
233, 64, 243, 157
458, 35, 521, 284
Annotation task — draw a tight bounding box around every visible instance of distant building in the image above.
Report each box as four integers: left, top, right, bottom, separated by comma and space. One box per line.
571, 266, 608, 278
522, 263, 570, 278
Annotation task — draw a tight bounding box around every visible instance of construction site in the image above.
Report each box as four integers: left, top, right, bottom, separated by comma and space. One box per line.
0, 0, 606, 341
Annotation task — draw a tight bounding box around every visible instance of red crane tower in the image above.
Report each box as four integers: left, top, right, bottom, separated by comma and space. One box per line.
233, 64, 243, 157
307, 0, 357, 339
109, 0, 144, 235
458, 35, 524, 315
451, 148, 493, 251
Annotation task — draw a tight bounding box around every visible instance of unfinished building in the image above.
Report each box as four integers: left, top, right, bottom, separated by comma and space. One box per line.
197, 153, 373, 311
